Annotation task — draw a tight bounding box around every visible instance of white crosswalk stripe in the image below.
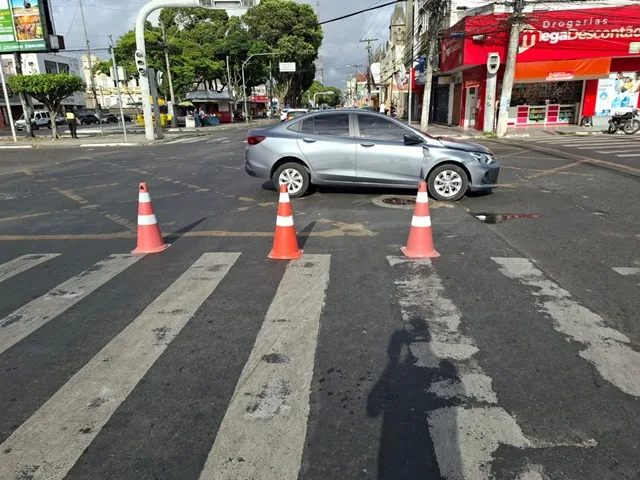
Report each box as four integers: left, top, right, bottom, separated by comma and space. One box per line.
520, 135, 640, 158
613, 267, 640, 286
0, 254, 141, 355
387, 257, 531, 479
493, 257, 640, 397
200, 255, 330, 480
0, 252, 240, 480
0, 254, 59, 284
0, 251, 630, 478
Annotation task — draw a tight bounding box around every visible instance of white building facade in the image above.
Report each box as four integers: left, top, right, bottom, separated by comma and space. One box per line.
0, 52, 86, 128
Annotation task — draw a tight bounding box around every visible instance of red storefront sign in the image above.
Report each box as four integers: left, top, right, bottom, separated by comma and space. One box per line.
464, 80, 480, 88
249, 95, 269, 103
441, 5, 640, 72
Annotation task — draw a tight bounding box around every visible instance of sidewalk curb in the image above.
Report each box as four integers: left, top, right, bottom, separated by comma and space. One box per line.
80, 143, 139, 148
0, 145, 34, 149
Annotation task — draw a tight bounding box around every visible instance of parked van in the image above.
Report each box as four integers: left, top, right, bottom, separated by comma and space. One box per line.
15, 110, 51, 130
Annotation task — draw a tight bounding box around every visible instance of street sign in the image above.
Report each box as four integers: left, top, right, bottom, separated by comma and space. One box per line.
110, 66, 126, 82
279, 62, 296, 73
157, 70, 164, 87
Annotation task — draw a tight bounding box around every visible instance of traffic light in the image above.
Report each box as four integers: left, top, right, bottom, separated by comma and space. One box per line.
135, 49, 147, 77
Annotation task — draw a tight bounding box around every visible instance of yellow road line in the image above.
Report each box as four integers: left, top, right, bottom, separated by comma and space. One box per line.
53, 188, 89, 204
0, 212, 53, 223
69, 182, 120, 192
0, 225, 378, 242
523, 161, 583, 180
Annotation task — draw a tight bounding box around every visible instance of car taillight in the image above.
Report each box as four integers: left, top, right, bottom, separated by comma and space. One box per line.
247, 135, 266, 145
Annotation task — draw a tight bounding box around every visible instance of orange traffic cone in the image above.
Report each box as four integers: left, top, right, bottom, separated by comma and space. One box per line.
401, 181, 440, 259
132, 183, 170, 254
268, 184, 303, 260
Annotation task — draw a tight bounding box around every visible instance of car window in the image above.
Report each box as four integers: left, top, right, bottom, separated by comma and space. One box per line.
357, 114, 410, 142
300, 114, 350, 137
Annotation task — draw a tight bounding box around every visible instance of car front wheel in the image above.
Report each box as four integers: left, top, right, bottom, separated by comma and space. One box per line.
272, 162, 310, 198
427, 164, 468, 202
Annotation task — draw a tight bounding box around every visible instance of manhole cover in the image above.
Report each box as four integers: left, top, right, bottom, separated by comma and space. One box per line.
382, 197, 416, 206
372, 195, 418, 209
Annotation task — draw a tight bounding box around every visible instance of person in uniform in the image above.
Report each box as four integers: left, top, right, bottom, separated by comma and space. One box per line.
65, 110, 78, 139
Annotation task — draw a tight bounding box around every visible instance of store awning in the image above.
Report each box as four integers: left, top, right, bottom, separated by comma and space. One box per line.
515, 58, 611, 83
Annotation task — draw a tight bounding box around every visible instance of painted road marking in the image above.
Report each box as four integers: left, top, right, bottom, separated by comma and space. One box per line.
387, 256, 531, 479
595, 150, 632, 154
493, 257, 640, 397
613, 153, 640, 157
612, 267, 640, 276
200, 255, 330, 480
0, 254, 60, 284
0, 252, 239, 480
207, 137, 229, 143
613, 267, 640, 286
0, 254, 141, 355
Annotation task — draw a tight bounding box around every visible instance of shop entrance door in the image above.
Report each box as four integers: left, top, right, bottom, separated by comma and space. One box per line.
432, 85, 450, 123
464, 87, 478, 128
452, 84, 462, 125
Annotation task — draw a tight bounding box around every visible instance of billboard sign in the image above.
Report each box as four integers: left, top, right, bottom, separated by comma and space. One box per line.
0, 0, 48, 53
594, 71, 640, 116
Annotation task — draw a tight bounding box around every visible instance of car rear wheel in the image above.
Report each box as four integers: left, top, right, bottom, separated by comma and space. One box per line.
273, 162, 310, 198
427, 164, 468, 202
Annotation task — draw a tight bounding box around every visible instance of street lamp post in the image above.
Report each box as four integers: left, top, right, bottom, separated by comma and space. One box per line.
135, 0, 251, 141
313, 91, 333, 108
242, 52, 279, 125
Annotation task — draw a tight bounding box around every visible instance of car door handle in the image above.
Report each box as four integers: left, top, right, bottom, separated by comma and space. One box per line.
360, 142, 375, 147
302, 138, 316, 143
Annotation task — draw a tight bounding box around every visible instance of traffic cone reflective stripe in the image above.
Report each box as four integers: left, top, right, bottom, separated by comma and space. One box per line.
268, 185, 303, 260
132, 183, 170, 255
401, 181, 440, 259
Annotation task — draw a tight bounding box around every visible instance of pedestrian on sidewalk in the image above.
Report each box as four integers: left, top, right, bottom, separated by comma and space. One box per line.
193, 108, 201, 128
198, 107, 205, 127
380, 103, 387, 115
65, 109, 78, 139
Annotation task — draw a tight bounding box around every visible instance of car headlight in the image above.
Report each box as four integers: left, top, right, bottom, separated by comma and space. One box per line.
470, 152, 496, 164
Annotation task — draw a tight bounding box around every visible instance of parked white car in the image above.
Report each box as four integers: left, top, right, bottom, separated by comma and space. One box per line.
15, 110, 51, 130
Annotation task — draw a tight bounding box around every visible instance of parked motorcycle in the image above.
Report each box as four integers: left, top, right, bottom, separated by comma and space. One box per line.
608, 107, 640, 134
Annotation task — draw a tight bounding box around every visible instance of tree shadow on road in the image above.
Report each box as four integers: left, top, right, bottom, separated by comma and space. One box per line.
367, 317, 462, 480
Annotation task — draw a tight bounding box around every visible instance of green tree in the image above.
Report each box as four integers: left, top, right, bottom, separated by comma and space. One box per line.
303, 81, 343, 108
243, 0, 322, 107
7, 74, 84, 140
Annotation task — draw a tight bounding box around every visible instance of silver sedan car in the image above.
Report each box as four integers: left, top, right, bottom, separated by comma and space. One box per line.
244, 110, 500, 201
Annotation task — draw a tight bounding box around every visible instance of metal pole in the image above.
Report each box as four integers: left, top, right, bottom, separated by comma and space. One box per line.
136, 0, 213, 141
161, 23, 178, 128
78, 0, 104, 136
148, 68, 163, 139
242, 61, 248, 125
226, 55, 234, 123
269, 60, 274, 118
241, 52, 279, 126
0, 61, 17, 142
109, 36, 128, 142
408, 65, 412, 124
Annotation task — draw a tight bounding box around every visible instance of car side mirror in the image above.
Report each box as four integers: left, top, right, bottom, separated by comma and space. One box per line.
404, 134, 422, 146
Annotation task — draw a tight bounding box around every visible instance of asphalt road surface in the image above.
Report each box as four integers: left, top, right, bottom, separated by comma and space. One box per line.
0, 130, 638, 480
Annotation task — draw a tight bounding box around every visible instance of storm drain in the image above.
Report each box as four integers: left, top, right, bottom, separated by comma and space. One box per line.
474, 213, 542, 224
372, 195, 417, 209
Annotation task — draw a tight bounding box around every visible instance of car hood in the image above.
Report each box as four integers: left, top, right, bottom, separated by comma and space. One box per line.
436, 137, 492, 154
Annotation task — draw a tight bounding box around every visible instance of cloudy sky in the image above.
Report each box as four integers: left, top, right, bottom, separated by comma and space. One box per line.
50, 0, 396, 89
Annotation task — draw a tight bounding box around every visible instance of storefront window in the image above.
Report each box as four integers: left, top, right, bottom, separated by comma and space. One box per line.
500, 81, 583, 106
